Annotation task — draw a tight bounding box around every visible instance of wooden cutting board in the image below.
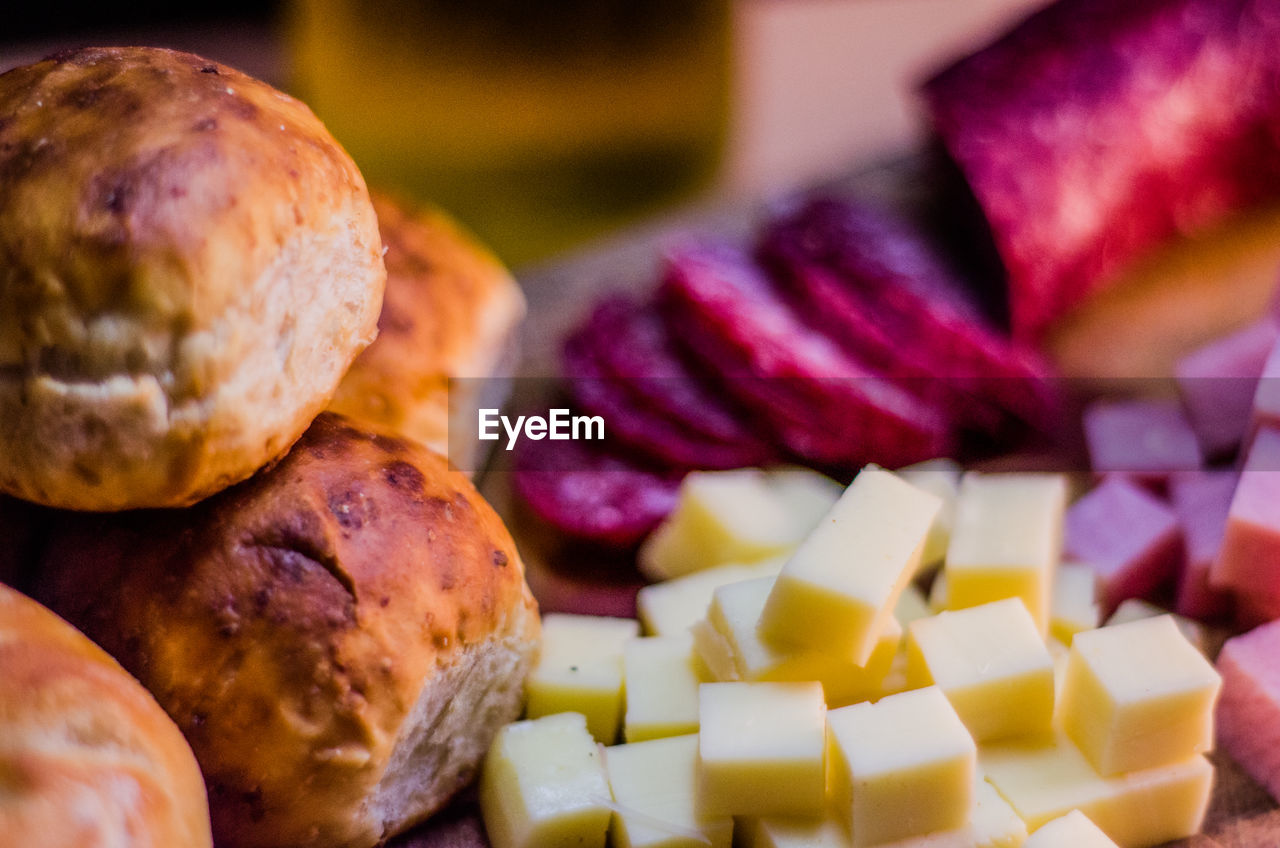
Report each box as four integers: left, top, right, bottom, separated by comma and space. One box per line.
411, 155, 1280, 847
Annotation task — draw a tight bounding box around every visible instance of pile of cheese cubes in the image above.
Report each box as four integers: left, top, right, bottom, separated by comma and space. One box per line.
480, 465, 1222, 848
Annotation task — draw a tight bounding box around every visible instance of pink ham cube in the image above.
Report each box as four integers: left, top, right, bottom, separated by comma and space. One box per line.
1176, 318, 1278, 459
1212, 426, 1280, 608
1083, 398, 1203, 485
1168, 472, 1236, 621
1253, 340, 1280, 445
1065, 476, 1183, 617
1217, 620, 1280, 804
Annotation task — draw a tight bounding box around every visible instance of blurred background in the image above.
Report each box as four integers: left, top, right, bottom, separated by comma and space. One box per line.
0, 0, 1041, 268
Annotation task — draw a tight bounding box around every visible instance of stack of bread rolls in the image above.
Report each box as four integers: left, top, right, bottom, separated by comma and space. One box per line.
0, 46, 538, 848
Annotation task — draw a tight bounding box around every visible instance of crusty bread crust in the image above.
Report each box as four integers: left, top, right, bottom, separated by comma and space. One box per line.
329, 192, 524, 467
34, 413, 540, 848
0, 47, 385, 510
0, 585, 213, 847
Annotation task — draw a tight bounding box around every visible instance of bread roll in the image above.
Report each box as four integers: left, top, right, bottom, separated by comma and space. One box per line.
0, 47, 385, 510
0, 584, 212, 847
34, 412, 540, 848
329, 192, 525, 472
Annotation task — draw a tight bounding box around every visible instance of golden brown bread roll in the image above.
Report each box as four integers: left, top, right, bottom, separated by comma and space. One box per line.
34, 412, 540, 848
0, 584, 213, 847
329, 192, 525, 471
0, 47, 386, 510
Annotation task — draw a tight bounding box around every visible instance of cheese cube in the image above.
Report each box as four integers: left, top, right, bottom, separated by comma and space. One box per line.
525, 613, 639, 743
605, 734, 733, 848
1050, 563, 1100, 645
692, 576, 900, 706
636, 559, 783, 637
744, 815, 848, 848
1024, 810, 1118, 848
878, 776, 1026, 848
743, 775, 1024, 848
906, 598, 1054, 742
928, 572, 948, 613
876, 651, 914, 701
638, 470, 808, 581
827, 686, 976, 847
944, 472, 1067, 634
765, 466, 844, 529
697, 681, 826, 816
1105, 599, 1206, 654
895, 458, 962, 569
1060, 616, 1221, 777
479, 713, 612, 848
759, 467, 940, 665
894, 582, 933, 628
1047, 637, 1071, 717
981, 733, 1213, 847
623, 634, 704, 743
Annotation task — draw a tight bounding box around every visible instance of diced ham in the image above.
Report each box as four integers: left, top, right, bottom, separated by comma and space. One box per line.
1082, 398, 1203, 485
1175, 318, 1278, 458
1212, 425, 1280, 609
1167, 471, 1237, 620
1065, 476, 1183, 616
1216, 620, 1280, 804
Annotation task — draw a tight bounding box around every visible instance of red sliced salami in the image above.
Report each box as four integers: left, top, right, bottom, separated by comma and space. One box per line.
563, 296, 777, 469
658, 241, 954, 468
924, 0, 1280, 341
758, 197, 1058, 433
512, 435, 681, 548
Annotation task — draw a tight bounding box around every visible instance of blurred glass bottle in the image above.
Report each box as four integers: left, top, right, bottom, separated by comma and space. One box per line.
287, 0, 732, 267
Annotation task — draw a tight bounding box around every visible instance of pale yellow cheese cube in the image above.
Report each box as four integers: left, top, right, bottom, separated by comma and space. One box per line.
696, 681, 826, 817
1050, 563, 1100, 645
479, 713, 612, 848
623, 634, 705, 743
691, 576, 900, 706
759, 467, 941, 665
944, 473, 1068, 633
525, 613, 639, 743
638, 470, 807, 581
895, 458, 962, 570
981, 733, 1213, 847
765, 466, 844, 529
605, 734, 733, 848
744, 815, 847, 848
1046, 637, 1071, 722
894, 582, 933, 628
928, 573, 948, 613
1024, 810, 1118, 848
827, 686, 976, 847
876, 776, 1026, 848
1060, 616, 1221, 776
875, 651, 915, 700
743, 775, 1023, 848
636, 559, 783, 637
906, 598, 1055, 742
1105, 599, 1206, 653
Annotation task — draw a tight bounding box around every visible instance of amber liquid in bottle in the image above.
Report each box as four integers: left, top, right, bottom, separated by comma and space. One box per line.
288, 0, 731, 266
